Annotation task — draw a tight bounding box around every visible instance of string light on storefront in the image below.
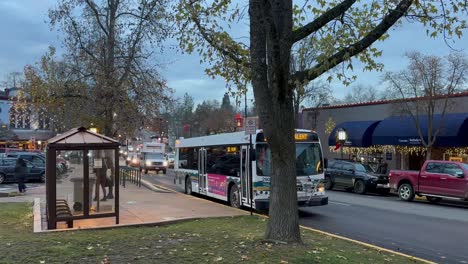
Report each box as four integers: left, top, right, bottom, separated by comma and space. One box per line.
329, 145, 396, 155
444, 147, 468, 156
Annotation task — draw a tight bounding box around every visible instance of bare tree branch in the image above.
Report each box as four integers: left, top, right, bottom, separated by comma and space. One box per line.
292, 0, 357, 44
292, 0, 412, 84
85, 0, 109, 37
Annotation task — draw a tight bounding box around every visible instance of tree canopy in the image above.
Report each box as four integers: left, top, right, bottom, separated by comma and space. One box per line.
175, 0, 468, 243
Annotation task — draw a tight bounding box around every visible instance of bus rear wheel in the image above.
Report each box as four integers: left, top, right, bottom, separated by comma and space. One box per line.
229, 184, 241, 209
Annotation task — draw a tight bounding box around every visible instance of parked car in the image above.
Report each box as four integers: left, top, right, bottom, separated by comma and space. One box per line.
6, 152, 45, 167
7, 152, 69, 174
389, 160, 468, 203
166, 153, 175, 168
324, 160, 390, 194
0, 158, 46, 183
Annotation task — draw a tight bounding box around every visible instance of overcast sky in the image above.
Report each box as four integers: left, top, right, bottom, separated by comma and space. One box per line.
1, 0, 468, 106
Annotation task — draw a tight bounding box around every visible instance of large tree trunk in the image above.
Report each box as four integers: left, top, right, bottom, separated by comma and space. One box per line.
250, 0, 300, 243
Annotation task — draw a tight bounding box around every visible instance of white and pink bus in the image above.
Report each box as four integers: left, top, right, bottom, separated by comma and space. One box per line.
173, 129, 328, 210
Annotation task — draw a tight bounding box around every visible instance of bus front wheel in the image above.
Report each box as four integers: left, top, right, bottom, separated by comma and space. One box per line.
229, 184, 241, 209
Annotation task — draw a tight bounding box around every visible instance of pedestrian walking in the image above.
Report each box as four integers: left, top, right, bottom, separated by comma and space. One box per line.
15, 158, 27, 193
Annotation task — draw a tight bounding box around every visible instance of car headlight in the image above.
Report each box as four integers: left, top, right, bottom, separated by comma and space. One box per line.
318, 186, 325, 193
132, 159, 138, 164
163, 161, 168, 166
146, 161, 152, 166
126, 157, 131, 161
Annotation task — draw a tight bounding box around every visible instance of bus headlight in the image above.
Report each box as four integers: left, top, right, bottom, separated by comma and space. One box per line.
163, 161, 168, 167
146, 161, 152, 166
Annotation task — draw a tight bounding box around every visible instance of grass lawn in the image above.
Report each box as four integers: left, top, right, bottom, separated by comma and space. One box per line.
0, 203, 422, 264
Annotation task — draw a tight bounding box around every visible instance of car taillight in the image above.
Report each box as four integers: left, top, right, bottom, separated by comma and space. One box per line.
388, 173, 392, 177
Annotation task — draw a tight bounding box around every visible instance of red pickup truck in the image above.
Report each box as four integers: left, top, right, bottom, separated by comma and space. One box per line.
389, 160, 468, 203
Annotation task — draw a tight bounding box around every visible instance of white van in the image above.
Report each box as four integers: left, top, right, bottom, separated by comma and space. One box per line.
140, 142, 168, 174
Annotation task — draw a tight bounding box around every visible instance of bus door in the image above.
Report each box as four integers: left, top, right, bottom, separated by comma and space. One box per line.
241, 146, 251, 206
198, 148, 207, 194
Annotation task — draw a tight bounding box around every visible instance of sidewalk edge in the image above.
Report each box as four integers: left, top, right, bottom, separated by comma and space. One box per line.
140, 179, 175, 193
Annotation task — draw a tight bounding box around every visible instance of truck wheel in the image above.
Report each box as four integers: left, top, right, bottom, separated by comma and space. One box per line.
353, 180, 366, 194
398, 183, 415, 201
0, 173, 5, 184
229, 184, 242, 208
162, 169, 167, 174
40, 173, 46, 183
324, 176, 334, 190
426, 196, 442, 204
185, 176, 192, 195
144, 169, 148, 174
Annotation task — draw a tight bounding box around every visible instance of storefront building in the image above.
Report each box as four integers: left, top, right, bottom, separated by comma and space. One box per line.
0, 87, 54, 151
301, 92, 468, 171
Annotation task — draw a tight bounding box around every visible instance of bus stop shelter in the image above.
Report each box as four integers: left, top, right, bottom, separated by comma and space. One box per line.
46, 127, 120, 230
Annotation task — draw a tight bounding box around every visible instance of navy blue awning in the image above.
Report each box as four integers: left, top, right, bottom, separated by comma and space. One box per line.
329, 120, 381, 147
372, 113, 468, 147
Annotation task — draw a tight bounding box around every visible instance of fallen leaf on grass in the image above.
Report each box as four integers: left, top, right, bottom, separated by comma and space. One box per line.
87, 246, 94, 250
214, 257, 223, 262
39, 261, 45, 264
336, 255, 347, 260
280, 260, 288, 264
241, 255, 250, 261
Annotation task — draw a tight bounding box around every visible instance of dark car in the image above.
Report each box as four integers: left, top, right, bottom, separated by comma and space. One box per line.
6, 152, 45, 167
0, 158, 46, 183
324, 160, 390, 195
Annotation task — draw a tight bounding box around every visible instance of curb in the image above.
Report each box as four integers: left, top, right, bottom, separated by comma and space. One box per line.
140, 179, 175, 193
299, 225, 436, 264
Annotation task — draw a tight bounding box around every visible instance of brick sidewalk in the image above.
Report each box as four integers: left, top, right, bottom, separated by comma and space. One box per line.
35, 181, 247, 231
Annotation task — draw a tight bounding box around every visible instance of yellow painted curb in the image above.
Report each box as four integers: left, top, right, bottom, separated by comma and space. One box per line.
299, 225, 436, 264
252, 213, 434, 263
415, 195, 426, 201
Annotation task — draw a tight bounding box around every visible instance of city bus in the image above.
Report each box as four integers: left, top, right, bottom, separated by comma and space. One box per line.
173, 129, 328, 210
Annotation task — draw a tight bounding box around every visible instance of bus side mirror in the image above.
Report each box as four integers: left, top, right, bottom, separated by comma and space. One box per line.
250, 149, 256, 161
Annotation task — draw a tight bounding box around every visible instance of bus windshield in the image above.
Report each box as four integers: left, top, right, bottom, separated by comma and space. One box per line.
256, 143, 323, 176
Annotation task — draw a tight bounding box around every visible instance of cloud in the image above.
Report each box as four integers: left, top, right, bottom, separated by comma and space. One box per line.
0, 0, 60, 79
168, 78, 228, 105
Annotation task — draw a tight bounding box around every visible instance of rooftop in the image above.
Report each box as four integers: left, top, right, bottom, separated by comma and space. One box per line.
302, 91, 468, 112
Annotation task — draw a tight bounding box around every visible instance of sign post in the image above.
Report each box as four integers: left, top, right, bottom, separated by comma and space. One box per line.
244, 118, 256, 215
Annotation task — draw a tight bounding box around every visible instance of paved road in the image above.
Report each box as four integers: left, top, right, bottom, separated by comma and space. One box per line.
142, 171, 184, 192
299, 190, 468, 264
143, 172, 468, 264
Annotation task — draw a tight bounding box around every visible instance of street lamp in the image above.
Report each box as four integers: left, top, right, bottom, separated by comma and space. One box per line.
337, 128, 347, 159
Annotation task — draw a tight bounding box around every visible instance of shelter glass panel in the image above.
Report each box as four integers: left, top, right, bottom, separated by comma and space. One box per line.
89, 149, 115, 215
56, 150, 84, 217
